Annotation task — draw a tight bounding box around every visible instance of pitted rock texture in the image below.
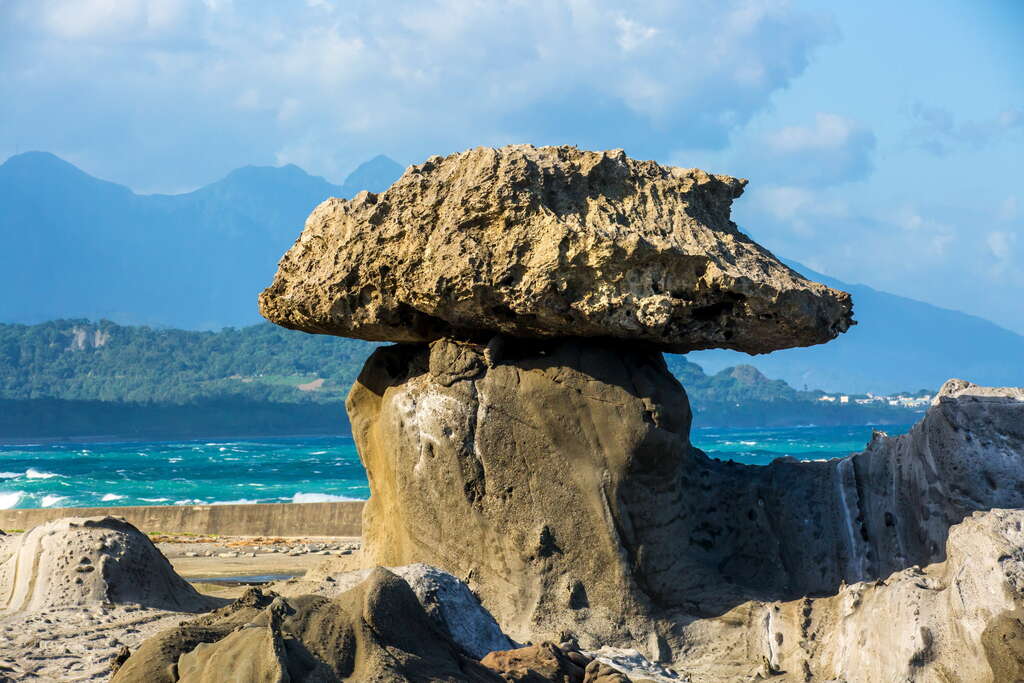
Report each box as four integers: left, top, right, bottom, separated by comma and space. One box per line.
347, 337, 692, 645
259, 145, 853, 353
0, 516, 212, 613
347, 337, 1024, 680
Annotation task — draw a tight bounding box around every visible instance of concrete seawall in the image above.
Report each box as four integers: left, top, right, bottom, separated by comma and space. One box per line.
0, 501, 366, 537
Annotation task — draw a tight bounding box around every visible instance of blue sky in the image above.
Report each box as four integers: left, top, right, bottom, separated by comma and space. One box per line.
2, 0, 1022, 333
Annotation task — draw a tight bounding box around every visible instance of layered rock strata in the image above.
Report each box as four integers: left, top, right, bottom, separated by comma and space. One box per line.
259, 145, 853, 353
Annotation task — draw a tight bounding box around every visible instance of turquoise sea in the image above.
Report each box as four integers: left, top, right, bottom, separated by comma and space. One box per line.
0, 424, 910, 510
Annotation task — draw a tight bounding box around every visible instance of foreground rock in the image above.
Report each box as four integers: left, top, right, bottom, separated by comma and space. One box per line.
0, 517, 220, 681
347, 332, 1024, 680
0, 516, 212, 612
289, 562, 517, 659
259, 145, 853, 354
114, 568, 510, 682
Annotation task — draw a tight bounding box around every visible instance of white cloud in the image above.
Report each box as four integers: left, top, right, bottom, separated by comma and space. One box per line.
0, 0, 836, 189
987, 231, 1016, 262
615, 16, 658, 52
751, 113, 876, 185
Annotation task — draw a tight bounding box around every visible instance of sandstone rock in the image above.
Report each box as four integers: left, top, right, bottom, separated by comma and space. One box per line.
113, 568, 502, 683
480, 642, 587, 682
583, 660, 631, 683
259, 145, 853, 353
346, 333, 1024, 680
293, 562, 516, 659
347, 337, 691, 644
0, 516, 213, 613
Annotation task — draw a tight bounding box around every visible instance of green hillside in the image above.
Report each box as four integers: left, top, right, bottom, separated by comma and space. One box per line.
0, 320, 921, 439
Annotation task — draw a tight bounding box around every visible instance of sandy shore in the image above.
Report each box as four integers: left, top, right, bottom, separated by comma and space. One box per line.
156, 533, 361, 598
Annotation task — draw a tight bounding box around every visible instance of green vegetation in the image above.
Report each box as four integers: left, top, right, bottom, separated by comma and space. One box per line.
0, 319, 921, 438
0, 319, 373, 405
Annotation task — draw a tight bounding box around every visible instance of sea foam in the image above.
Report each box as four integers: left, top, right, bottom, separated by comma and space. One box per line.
26, 469, 60, 479
291, 492, 359, 504
0, 491, 24, 509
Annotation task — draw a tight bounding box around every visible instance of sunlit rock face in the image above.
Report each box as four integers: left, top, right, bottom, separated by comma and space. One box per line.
349, 344, 1024, 680
260, 145, 1024, 680
259, 144, 853, 354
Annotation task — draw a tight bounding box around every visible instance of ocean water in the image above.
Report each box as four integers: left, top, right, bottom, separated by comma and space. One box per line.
0, 424, 911, 510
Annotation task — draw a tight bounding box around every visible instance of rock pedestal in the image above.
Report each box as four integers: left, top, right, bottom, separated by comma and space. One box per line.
347, 337, 693, 643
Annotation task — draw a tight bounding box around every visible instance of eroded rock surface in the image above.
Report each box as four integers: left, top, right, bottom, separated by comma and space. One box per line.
347, 336, 1024, 680
260, 145, 853, 353
0, 516, 211, 613
0, 517, 220, 681
348, 337, 690, 644
113, 568, 502, 682
285, 562, 517, 659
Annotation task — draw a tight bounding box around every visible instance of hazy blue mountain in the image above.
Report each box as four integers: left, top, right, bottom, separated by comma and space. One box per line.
0, 151, 403, 330
687, 260, 1024, 394
339, 155, 405, 196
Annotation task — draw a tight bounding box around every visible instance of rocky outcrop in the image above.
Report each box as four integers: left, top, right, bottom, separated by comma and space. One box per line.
0, 516, 212, 613
283, 562, 517, 659
259, 145, 853, 354
347, 337, 690, 644
113, 568, 503, 682
347, 332, 1024, 679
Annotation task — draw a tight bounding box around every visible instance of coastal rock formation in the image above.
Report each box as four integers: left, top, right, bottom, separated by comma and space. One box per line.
758, 508, 1024, 682
0, 516, 221, 681
259, 145, 853, 354
347, 332, 1024, 679
113, 568, 509, 682
258, 144, 1024, 680
347, 337, 690, 644
0, 516, 211, 613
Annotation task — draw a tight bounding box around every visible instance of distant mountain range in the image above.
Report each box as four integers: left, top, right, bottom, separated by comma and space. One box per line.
0, 151, 403, 330
2, 151, 1021, 394
687, 261, 1024, 393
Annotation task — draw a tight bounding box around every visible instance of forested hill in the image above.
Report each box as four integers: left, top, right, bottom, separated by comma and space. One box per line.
0, 320, 919, 438
0, 320, 369, 404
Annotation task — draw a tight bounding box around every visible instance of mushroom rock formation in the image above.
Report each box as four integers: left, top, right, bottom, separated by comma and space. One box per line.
259, 145, 853, 354
261, 144, 1024, 678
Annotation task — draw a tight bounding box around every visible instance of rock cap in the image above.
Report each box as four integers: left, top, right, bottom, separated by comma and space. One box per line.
259, 144, 853, 353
